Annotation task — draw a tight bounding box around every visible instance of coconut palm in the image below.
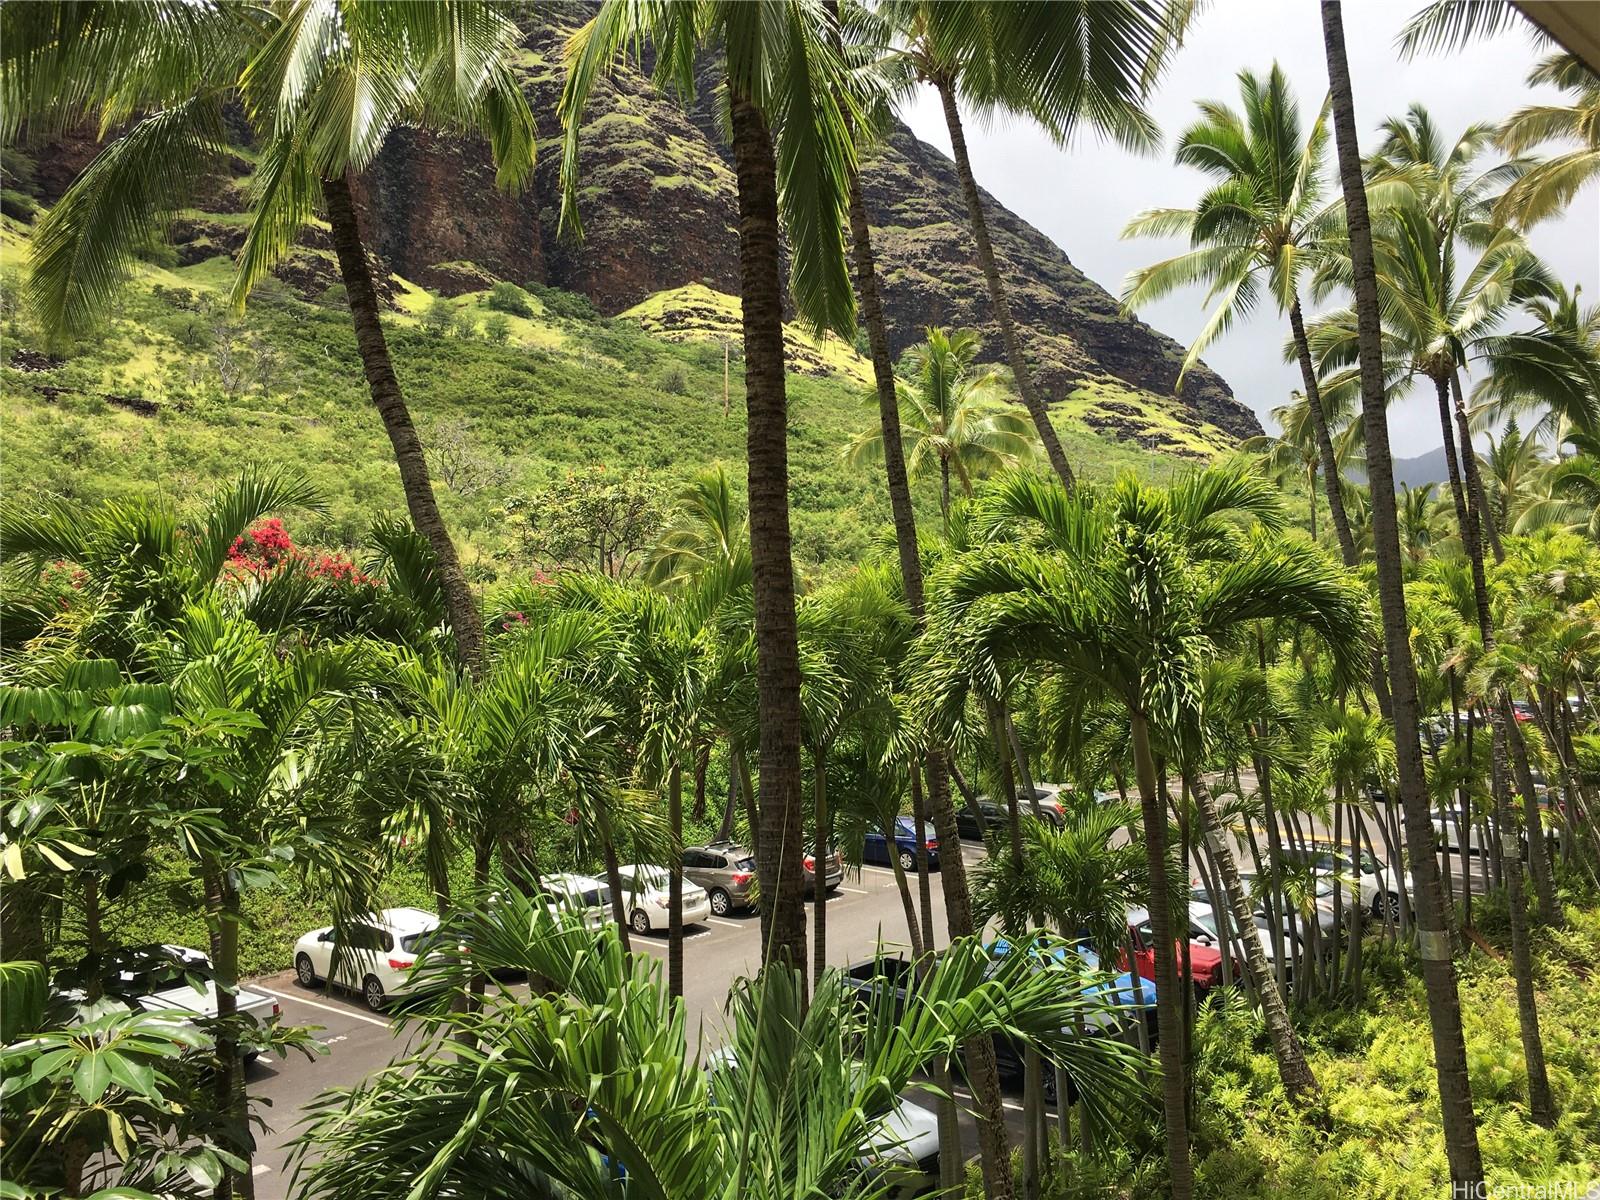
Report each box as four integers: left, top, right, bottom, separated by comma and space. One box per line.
1472, 281, 1600, 447
1242, 389, 1363, 545
11, 1, 540, 675
846, 328, 1036, 518
292, 891, 1146, 1200
1496, 53, 1600, 229
1320, 4, 1486, 1186
1123, 64, 1365, 567
562, 1, 862, 984
1398, 482, 1452, 563
922, 465, 1370, 1193
887, 0, 1185, 491
645, 465, 752, 590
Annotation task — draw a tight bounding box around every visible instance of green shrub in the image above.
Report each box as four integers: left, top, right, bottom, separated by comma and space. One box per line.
658, 362, 689, 394
421, 296, 453, 337
486, 280, 534, 317
527, 281, 599, 323
484, 313, 512, 344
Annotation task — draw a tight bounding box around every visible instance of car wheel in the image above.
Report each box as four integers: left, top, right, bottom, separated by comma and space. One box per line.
709, 888, 731, 917
898, 849, 916, 872
1372, 892, 1401, 923
361, 975, 386, 1012
630, 908, 651, 934
295, 953, 319, 988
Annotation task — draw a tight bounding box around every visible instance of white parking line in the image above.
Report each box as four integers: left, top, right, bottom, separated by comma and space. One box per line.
254, 986, 393, 1029
252, 1165, 272, 1177
834, 886, 870, 895
953, 1087, 1025, 1114
708, 918, 747, 930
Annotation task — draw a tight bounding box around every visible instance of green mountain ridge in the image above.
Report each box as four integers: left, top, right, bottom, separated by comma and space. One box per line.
0, 221, 1192, 580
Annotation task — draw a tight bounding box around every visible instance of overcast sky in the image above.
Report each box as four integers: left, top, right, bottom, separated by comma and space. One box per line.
897, 0, 1600, 457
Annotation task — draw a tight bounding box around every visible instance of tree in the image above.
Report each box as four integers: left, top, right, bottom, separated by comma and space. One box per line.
1123, 64, 1363, 569
889, 0, 1184, 491
923, 465, 1369, 1193
1320, 4, 1486, 1187
644, 465, 751, 590
846, 327, 1035, 518
1495, 53, 1600, 229
502, 466, 667, 579
562, 0, 860, 982
1241, 388, 1363, 545
9, 1, 540, 677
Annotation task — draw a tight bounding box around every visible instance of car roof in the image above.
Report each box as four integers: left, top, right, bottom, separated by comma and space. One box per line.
544, 872, 603, 889
378, 907, 439, 931
694, 840, 751, 854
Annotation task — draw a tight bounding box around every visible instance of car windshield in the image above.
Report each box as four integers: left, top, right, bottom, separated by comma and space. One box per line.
399, 930, 441, 954
627, 867, 669, 890
1192, 910, 1219, 938
734, 857, 756, 872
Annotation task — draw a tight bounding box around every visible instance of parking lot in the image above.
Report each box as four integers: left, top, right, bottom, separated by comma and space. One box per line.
243, 848, 991, 1199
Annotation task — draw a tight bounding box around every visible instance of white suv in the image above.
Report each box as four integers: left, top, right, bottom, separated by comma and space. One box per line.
293, 908, 441, 1011
616, 863, 712, 934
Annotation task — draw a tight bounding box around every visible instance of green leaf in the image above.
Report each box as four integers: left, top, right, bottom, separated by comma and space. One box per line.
73, 1050, 113, 1104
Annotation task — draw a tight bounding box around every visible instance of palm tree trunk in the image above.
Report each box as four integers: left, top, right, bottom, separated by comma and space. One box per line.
1308, 462, 1319, 543
203, 866, 251, 1200
717, 765, 739, 843
933, 77, 1075, 491
1449, 370, 1504, 562
1321, 5, 1485, 1187
1506, 708, 1559, 924
1188, 774, 1318, 1098
597, 791, 631, 955
1130, 713, 1193, 1200
1433, 375, 1473, 539
1288, 296, 1357, 564
729, 88, 807, 974
919, 750, 1015, 1197
735, 747, 759, 853
813, 746, 829, 989
885, 812, 925, 958
669, 763, 684, 1001
322, 173, 483, 676
845, 168, 928, 617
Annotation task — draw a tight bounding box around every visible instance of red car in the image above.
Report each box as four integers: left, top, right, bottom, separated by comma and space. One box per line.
1121, 906, 1224, 991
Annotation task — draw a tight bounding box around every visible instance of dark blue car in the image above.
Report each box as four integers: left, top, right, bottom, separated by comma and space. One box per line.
861, 816, 941, 872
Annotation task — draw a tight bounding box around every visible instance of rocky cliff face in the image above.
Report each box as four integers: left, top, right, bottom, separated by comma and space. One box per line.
28, 10, 1261, 451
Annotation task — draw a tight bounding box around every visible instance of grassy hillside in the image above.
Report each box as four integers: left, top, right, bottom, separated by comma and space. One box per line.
0, 227, 1201, 578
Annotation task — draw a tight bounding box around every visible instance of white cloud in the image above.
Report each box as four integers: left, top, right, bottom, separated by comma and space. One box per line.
896, 0, 1599, 457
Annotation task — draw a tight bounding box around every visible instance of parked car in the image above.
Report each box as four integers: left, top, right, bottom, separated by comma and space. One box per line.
541, 874, 616, 928
682, 841, 758, 915
955, 798, 1008, 840
705, 1045, 940, 1182
66, 945, 280, 1060
293, 908, 442, 1011
987, 936, 1158, 1044
1190, 871, 1343, 942
615, 863, 711, 934
862, 816, 942, 872
1282, 842, 1409, 923
1186, 901, 1305, 982
1122, 906, 1224, 992
804, 846, 845, 895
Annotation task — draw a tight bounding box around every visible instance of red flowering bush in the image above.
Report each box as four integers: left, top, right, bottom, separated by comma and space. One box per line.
226, 519, 378, 588
39, 559, 88, 610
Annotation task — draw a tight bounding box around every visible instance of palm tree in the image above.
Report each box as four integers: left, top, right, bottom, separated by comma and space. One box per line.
293, 893, 1146, 1200
1496, 53, 1600, 229
563, 1, 861, 979
846, 328, 1035, 518
645, 465, 752, 590
1473, 281, 1600, 448
1319, 4, 1485, 1187
13, 1, 540, 676
1123, 64, 1364, 568
1242, 388, 1363, 544
923, 466, 1368, 1192
888, 0, 1184, 491
1398, 481, 1451, 563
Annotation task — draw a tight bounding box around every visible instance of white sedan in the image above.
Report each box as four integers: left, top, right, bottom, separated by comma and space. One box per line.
616, 863, 712, 934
